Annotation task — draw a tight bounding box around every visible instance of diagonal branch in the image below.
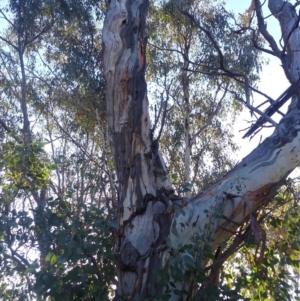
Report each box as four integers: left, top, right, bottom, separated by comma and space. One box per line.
243, 83, 296, 138
254, 0, 282, 57
0, 118, 22, 143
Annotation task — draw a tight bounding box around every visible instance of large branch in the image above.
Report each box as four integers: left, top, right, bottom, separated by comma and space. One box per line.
169, 0, 300, 248
163, 1, 300, 269
170, 104, 300, 253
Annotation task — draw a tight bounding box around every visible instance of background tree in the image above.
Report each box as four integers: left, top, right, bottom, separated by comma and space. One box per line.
147, 1, 260, 195
0, 1, 116, 299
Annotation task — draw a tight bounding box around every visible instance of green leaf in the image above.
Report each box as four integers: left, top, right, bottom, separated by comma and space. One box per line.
25, 261, 39, 273
45, 252, 58, 265
171, 226, 179, 237
183, 255, 196, 269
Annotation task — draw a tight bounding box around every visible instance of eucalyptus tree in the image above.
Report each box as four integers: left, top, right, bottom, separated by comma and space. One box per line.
1, 0, 300, 300
102, 0, 300, 299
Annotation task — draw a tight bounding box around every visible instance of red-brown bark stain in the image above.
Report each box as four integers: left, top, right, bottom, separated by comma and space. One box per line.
138, 37, 146, 69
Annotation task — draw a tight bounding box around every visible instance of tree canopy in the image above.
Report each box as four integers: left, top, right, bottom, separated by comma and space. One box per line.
0, 0, 300, 300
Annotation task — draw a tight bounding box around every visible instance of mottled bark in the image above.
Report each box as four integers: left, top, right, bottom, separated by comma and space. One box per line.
170, 123, 300, 249
102, 0, 300, 299
102, 0, 171, 298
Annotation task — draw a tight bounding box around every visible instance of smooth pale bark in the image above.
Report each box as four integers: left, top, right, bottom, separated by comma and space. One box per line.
102, 0, 300, 299
170, 124, 300, 249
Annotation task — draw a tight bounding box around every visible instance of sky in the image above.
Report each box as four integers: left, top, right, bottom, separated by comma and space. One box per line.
225, 0, 292, 163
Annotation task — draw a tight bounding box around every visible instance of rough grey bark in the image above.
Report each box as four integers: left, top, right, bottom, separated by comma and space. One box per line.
102, 0, 300, 299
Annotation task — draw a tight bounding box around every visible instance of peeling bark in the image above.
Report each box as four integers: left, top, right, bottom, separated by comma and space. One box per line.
103, 0, 172, 298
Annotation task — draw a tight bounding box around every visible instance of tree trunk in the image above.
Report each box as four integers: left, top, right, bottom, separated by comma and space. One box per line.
102, 0, 300, 299
102, 0, 172, 298
182, 46, 191, 198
